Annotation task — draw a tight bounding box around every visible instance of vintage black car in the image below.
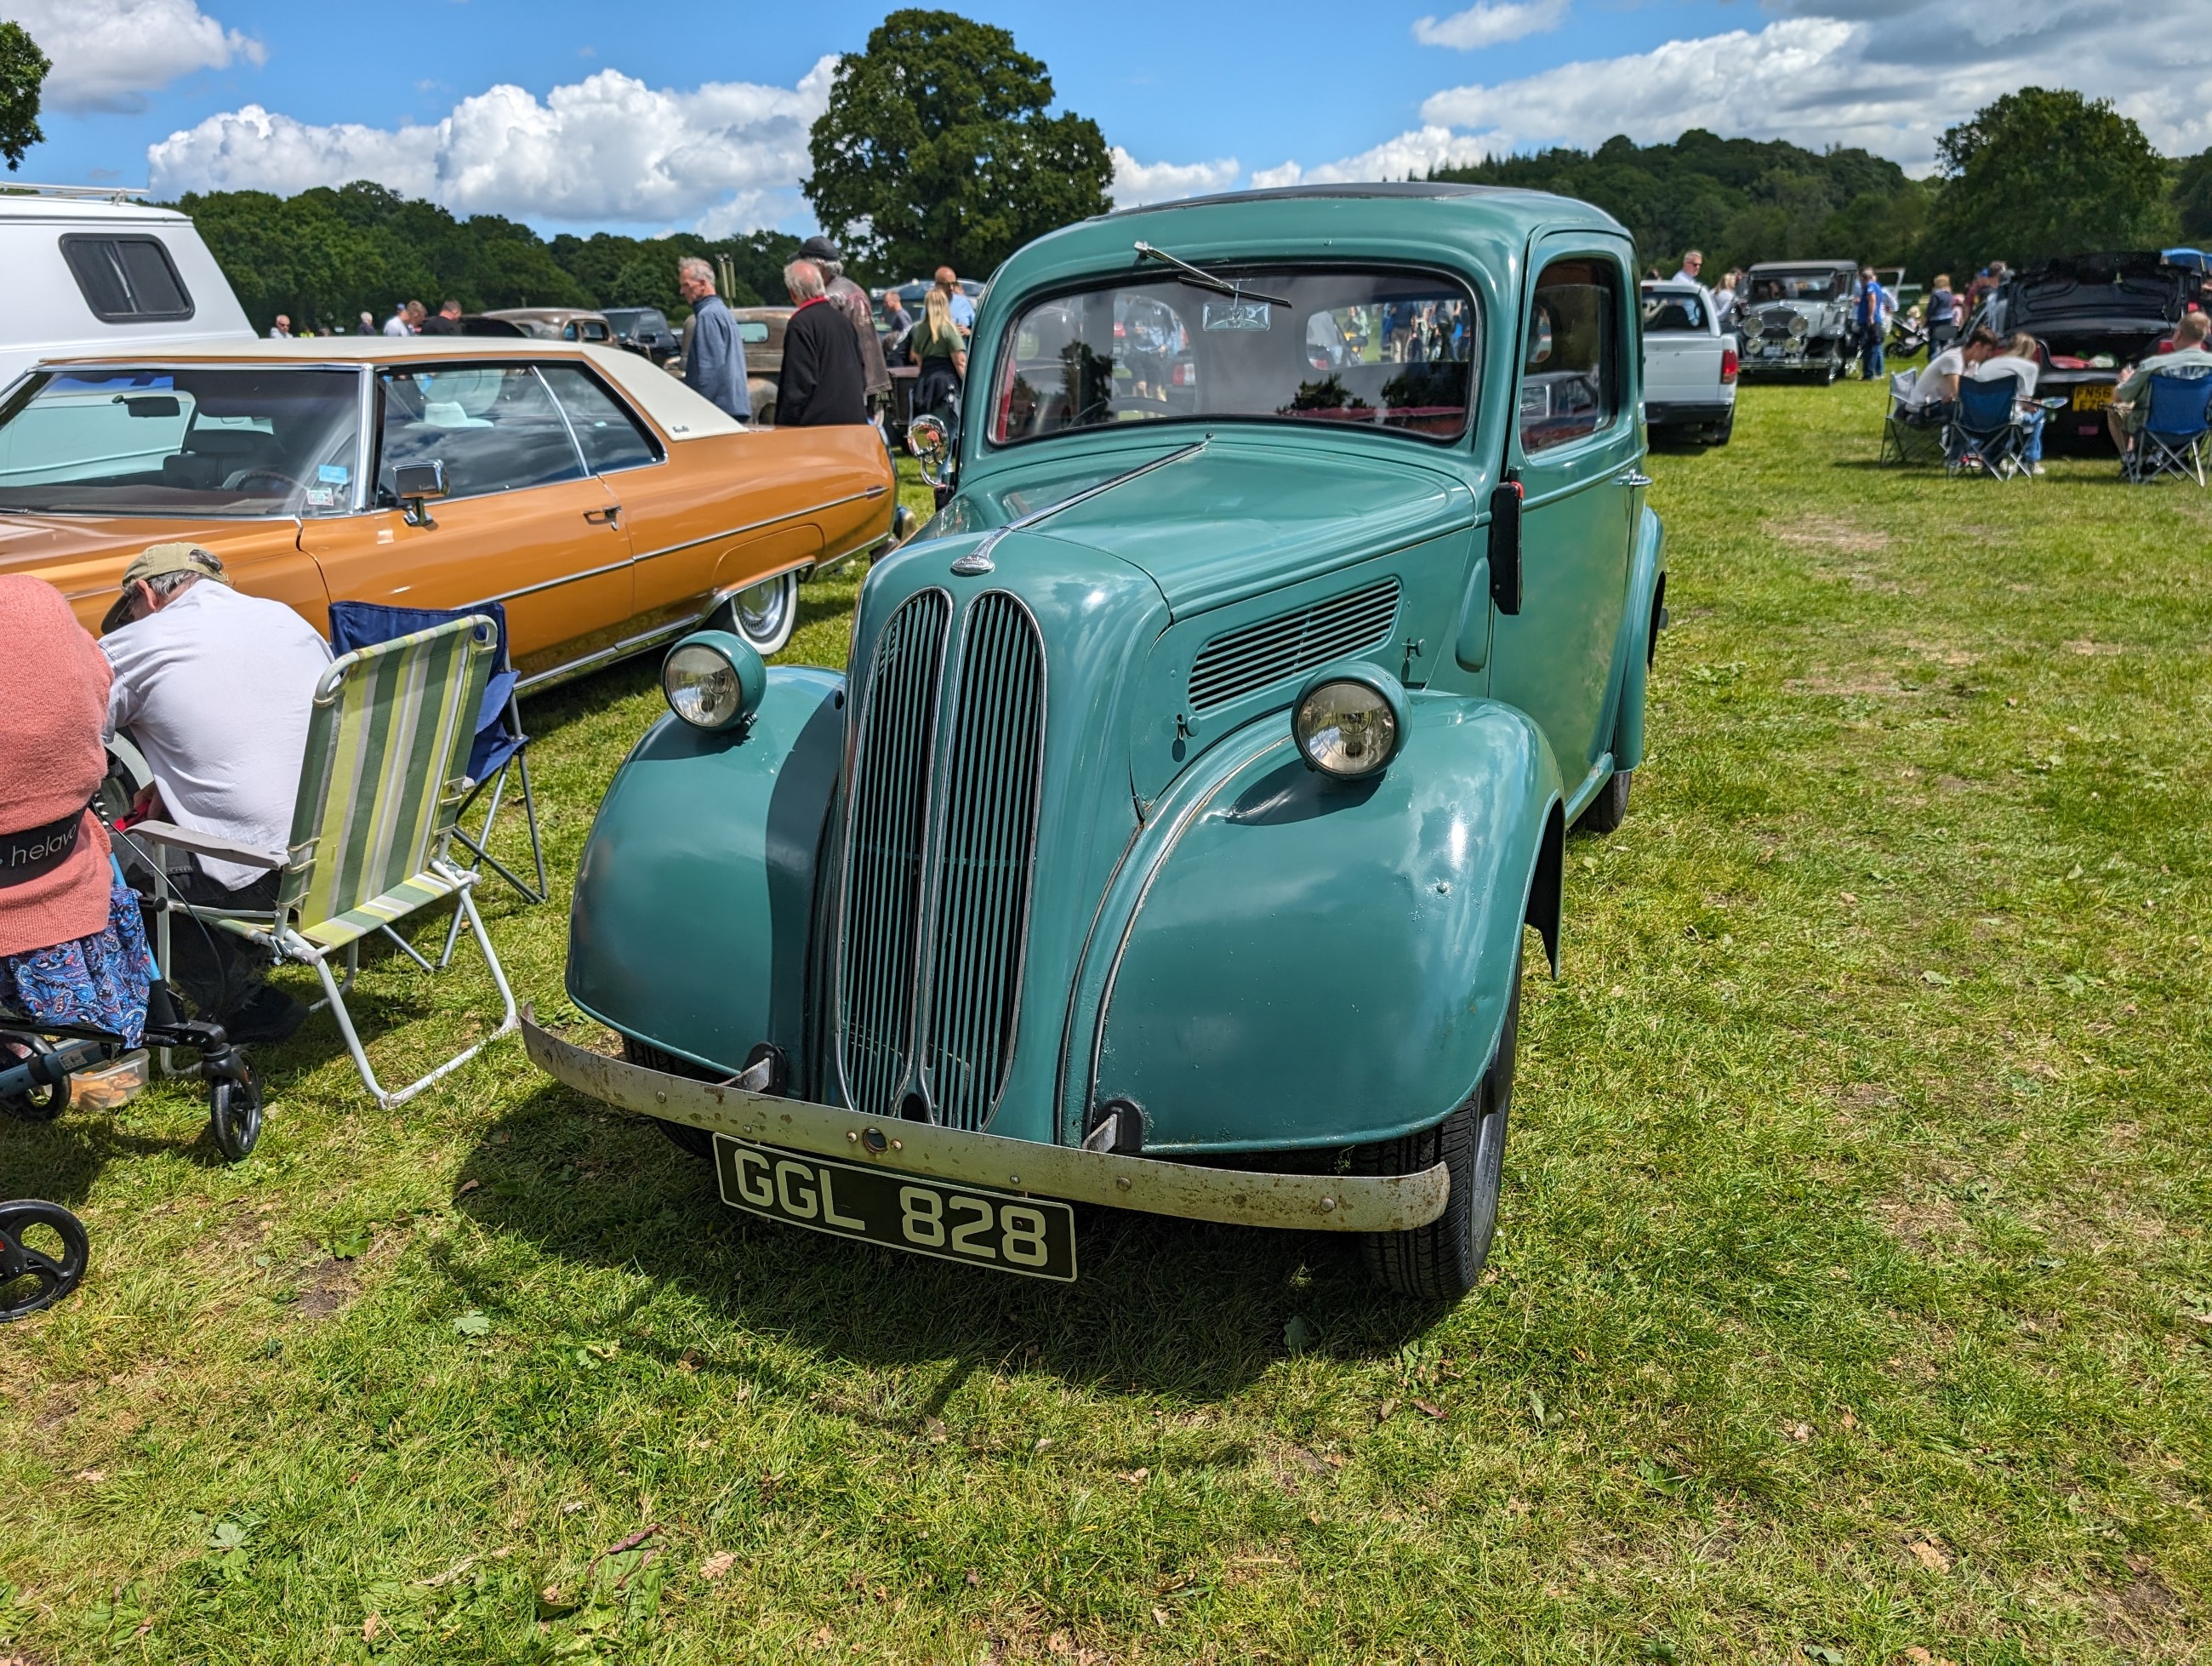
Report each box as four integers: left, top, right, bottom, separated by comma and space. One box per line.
602, 305, 681, 365
1975, 252, 2209, 453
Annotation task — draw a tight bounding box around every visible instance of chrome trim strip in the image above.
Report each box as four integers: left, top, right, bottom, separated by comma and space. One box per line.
526, 1011, 1449, 1233
966, 439, 1207, 569
512, 613, 703, 693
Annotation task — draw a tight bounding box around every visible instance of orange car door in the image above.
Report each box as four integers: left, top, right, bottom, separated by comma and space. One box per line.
299, 362, 632, 681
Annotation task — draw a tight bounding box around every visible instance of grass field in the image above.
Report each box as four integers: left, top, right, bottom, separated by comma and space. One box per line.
3, 385, 2209, 1665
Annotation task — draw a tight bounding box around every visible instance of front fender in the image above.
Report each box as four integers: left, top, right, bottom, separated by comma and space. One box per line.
1610, 503, 1667, 771
565, 667, 845, 1079
1090, 693, 1563, 1155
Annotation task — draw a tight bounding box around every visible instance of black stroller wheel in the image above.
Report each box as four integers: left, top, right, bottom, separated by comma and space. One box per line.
1, 1037, 71, 1122
208, 1054, 264, 1162
0, 1200, 89, 1321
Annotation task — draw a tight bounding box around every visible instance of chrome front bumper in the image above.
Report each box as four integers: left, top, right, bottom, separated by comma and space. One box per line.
523, 1011, 1449, 1234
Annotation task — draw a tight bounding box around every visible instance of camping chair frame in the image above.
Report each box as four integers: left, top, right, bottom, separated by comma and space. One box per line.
1945, 373, 2031, 480
2123, 370, 2212, 487
128, 616, 519, 1110
1879, 370, 1946, 465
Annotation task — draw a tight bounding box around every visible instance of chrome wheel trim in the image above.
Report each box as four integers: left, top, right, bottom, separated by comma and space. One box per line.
733, 574, 793, 645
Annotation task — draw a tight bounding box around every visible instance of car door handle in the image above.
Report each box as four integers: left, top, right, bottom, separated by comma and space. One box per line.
584, 505, 622, 527
1614, 469, 1653, 488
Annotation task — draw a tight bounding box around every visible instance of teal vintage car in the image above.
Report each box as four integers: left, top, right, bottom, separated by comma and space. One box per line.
526, 182, 1665, 1299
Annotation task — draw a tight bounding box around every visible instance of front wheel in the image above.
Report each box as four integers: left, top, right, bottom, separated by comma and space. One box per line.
727, 571, 799, 658
207, 1054, 263, 1161
1354, 958, 1518, 1299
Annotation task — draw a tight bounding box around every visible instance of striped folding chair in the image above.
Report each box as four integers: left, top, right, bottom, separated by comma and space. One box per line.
130, 615, 519, 1109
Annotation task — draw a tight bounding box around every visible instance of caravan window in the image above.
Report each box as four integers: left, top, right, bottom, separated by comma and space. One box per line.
60, 236, 196, 323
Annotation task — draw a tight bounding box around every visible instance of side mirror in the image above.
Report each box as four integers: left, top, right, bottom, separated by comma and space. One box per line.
906, 414, 953, 489
393, 459, 448, 528
1488, 480, 1523, 615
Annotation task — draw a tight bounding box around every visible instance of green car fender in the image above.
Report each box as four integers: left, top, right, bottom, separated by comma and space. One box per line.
1609, 503, 1668, 773
565, 667, 846, 1078
1080, 690, 1565, 1156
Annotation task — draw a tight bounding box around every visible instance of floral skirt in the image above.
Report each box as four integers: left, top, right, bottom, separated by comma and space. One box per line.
0, 880, 159, 1047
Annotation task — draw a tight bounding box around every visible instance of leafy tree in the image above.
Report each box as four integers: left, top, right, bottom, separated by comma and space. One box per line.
0, 20, 48, 172
1920, 88, 2171, 272
2173, 149, 2212, 245
805, 9, 1112, 282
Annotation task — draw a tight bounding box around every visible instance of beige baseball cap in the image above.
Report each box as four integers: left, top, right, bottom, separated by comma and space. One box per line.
102, 543, 231, 634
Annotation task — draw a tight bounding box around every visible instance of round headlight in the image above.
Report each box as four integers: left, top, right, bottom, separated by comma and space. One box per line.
1292, 667, 1405, 779
1787, 312, 1810, 338
662, 630, 766, 731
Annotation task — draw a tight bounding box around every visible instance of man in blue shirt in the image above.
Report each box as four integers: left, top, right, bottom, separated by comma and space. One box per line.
677, 257, 750, 420
1856, 267, 1895, 379
936, 266, 975, 334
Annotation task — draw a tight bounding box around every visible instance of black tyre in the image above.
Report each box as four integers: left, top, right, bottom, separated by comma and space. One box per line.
622, 1038, 717, 1159
207, 1055, 264, 1161
0, 1037, 71, 1122
0, 1200, 89, 1321
1575, 767, 1632, 836
1355, 961, 1518, 1299
1709, 406, 1736, 446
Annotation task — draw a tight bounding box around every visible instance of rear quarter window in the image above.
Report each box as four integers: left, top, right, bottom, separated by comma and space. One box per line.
60, 235, 196, 323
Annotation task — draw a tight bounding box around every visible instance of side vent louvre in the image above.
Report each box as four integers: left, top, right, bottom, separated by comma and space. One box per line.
1187, 578, 1400, 712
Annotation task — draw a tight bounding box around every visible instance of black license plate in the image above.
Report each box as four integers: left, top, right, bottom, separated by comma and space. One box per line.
713, 1136, 1078, 1282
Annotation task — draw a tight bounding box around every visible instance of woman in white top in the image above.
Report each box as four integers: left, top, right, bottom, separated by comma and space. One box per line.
1968, 333, 2047, 473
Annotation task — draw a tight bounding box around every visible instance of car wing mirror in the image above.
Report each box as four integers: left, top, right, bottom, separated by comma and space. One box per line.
1488, 480, 1523, 615
906, 414, 954, 490
393, 459, 448, 528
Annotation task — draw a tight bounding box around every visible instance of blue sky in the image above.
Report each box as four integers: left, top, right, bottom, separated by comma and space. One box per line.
6, 0, 2207, 237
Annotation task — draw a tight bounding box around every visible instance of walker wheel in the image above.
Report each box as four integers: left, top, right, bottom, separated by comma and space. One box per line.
0, 1037, 71, 1123
208, 1054, 264, 1162
0, 1200, 89, 1321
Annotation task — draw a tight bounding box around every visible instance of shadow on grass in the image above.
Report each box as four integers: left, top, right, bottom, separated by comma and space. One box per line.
450, 1080, 1449, 1402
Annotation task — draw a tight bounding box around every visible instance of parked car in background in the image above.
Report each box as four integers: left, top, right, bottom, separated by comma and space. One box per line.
603, 306, 681, 365
732, 306, 791, 425
1736, 260, 1864, 383
531, 182, 1668, 1303
1974, 251, 2209, 453
486, 307, 616, 345
0, 185, 253, 391
1639, 281, 1736, 444
0, 337, 896, 670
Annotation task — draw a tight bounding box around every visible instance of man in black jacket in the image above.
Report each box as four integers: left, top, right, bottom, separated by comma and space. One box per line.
777, 259, 868, 427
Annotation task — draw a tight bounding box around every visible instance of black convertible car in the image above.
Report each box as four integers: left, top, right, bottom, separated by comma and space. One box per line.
1975, 252, 2209, 453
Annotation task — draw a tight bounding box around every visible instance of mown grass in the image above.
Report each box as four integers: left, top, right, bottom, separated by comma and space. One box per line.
2, 398, 2208, 1664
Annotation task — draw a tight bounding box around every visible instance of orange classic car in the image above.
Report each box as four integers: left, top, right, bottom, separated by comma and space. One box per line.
0, 335, 897, 676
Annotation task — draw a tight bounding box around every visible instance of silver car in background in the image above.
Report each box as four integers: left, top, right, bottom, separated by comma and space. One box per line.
1640, 282, 1736, 445
1735, 260, 1864, 383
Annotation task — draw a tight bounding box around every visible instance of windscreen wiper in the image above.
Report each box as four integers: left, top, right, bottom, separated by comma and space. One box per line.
1133, 242, 1290, 308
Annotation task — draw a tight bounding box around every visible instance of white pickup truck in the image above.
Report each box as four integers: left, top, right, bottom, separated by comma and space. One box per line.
1639, 281, 1736, 445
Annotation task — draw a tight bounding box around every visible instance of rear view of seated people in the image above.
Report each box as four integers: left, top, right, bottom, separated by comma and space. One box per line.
100, 545, 333, 1043
1969, 332, 2050, 475
1903, 325, 2000, 419
0, 576, 158, 1050
2107, 310, 2212, 459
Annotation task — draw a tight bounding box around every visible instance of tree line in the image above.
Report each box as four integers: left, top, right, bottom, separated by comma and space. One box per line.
1435, 88, 2211, 281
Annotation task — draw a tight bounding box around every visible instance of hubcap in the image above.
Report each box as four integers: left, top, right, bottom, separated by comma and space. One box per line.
736, 576, 790, 642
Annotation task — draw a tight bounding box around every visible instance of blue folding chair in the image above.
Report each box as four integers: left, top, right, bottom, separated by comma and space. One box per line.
1945, 373, 2030, 480
2124, 369, 2212, 486
327, 600, 546, 962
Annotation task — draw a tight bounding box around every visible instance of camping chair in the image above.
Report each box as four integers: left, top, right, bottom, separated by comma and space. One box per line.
1879, 370, 1946, 465
2123, 370, 2212, 486
328, 600, 546, 954
1945, 373, 2031, 480
128, 615, 519, 1110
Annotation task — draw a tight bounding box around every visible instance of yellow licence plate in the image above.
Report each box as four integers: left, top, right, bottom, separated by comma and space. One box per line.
2072, 383, 2115, 411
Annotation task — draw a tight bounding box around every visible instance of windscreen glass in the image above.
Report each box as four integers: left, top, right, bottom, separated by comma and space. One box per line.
1641, 291, 1709, 332
990, 268, 1478, 446
0, 367, 360, 516
1747, 271, 1843, 303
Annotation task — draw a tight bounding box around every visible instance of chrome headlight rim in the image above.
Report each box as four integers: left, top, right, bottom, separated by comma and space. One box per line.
1291, 661, 1408, 780
661, 629, 766, 732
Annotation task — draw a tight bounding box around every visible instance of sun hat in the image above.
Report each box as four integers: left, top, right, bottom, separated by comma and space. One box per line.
100, 543, 230, 635
0, 576, 117, 960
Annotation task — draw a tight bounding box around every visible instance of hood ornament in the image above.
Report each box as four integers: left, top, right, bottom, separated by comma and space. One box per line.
950, 546, 995, 576
944, 438, 1212, 581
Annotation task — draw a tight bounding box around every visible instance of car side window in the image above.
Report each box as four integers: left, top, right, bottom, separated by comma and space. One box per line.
538, 364, 664, 473
1520, 257, 1621, 453
376, 365, 584, 503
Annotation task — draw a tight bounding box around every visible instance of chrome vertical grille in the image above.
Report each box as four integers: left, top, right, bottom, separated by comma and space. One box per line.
836, 590, 950, 1117
920, 594, 1046, 1130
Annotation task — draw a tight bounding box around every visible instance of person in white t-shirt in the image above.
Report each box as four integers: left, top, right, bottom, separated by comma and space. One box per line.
101, 544, 333, 1041
1905, 327, 1998, 411
1968, 332, 2048, 472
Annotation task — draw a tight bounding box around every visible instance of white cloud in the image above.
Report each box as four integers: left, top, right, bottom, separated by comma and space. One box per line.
1109, 146, 1240, 207
1411, 0, 1569, 51
147, 58, 839, 233
1246, 125, 1502, 191
1, 0, 263, 113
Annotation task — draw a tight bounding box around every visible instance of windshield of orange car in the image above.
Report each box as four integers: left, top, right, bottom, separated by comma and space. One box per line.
989, 268, 1478, 447
0, 367, 360, 517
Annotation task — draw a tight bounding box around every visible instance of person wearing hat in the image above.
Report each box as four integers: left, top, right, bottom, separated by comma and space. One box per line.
799, 235, 892, 412
0, 576, 159, 1048
100, 544, 331, 1042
